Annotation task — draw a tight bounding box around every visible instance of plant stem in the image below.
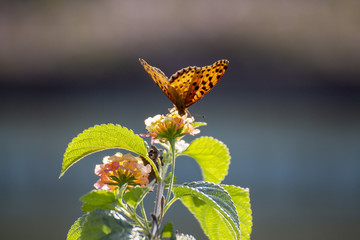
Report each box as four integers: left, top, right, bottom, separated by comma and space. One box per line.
140, 201, 150, 234
150, 139, 176, 239
163, 197, 177, 214
150, 179, 164, 239
165, 139, 176, 204
154, 180, 165, 218
116, 204, 149, 235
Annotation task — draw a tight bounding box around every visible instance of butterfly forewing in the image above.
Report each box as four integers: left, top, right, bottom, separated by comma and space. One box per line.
184, 59, 229, 108
139, 59, 179, 105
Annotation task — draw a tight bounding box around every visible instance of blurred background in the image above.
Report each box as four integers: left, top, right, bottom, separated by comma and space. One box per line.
1, 0, 359, 239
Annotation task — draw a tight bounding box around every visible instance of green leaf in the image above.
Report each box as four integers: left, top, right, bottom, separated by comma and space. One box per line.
81, 210, 135, 240
221, 185, 252, 240
174, 181, 240, 240
181, 137, 230, 184
191, 121, 207, 128
66, 210, 139, 240
161, 222, 176, 240
80, 190, 116, 212
60, 124, 148, 177
67, 215, 86, 240
165, 174, 176, 186
123, 186, 150, 209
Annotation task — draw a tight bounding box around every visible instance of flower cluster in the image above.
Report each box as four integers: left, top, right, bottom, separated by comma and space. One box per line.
144, 108, 200, 142
94, 152, 152, 191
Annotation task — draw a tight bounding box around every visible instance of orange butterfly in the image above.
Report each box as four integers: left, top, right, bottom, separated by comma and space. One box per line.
139, 59, 229, 116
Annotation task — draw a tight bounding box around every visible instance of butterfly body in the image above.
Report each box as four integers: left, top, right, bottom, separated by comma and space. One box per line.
139, 59, 229, 115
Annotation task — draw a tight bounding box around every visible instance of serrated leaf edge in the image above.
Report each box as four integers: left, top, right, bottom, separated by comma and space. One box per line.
181, 136, 231, 183
175, 181, 240, 238
221, 184, 252, 239
60, 124, 147, 177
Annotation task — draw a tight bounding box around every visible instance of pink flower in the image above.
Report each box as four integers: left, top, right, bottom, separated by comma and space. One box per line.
144, 108, 200, 142
94, 152, 152, 191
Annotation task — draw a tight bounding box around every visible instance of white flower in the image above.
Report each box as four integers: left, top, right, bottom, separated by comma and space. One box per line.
175, 140, 189, 153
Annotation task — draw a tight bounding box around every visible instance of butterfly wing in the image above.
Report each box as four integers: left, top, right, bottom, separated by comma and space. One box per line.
139, 59, 179, 106
140, 58, 229, 115
184, 59, 229, 108
168, 66, 202, 113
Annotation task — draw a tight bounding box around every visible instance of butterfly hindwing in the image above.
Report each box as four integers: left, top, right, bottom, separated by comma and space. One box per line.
168, 66, 201, 110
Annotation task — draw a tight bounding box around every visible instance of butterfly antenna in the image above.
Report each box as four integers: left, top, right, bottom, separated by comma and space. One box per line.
192, 113, 205, 119
185, 109, 192, 118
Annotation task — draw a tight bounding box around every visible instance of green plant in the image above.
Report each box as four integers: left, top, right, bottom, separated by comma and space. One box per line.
60, 60, 252, 240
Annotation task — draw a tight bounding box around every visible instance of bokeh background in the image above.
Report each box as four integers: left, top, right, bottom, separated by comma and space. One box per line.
1, 0, 359, 239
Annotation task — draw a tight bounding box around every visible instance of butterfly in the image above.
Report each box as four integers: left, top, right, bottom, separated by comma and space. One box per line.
139, 58, 229, 116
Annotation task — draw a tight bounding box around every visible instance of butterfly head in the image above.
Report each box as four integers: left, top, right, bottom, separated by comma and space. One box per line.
175, 105, 186, 116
